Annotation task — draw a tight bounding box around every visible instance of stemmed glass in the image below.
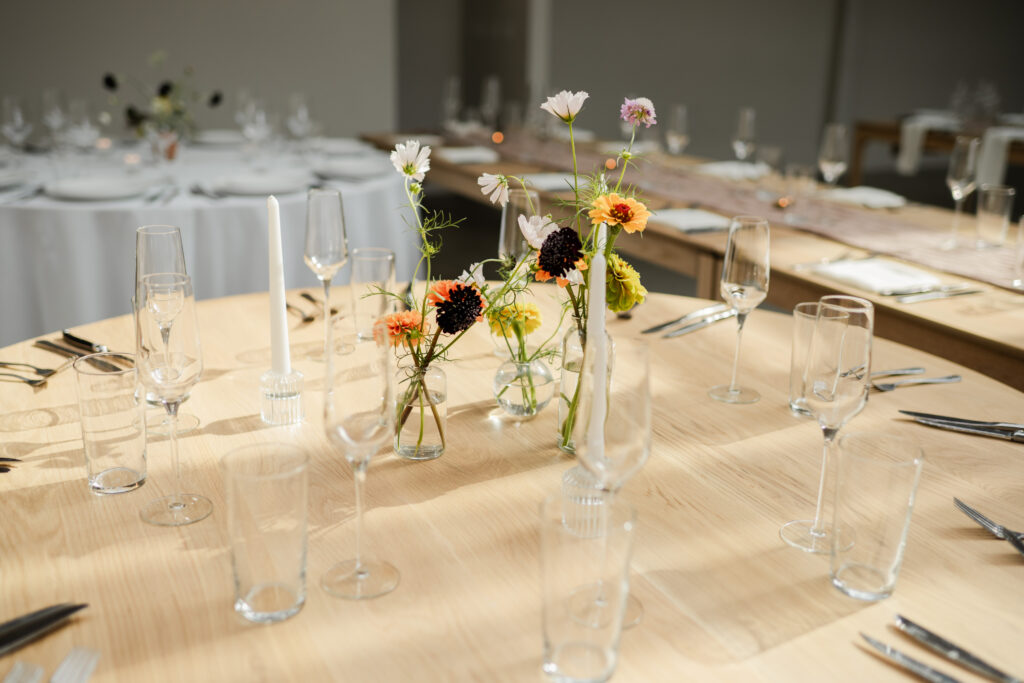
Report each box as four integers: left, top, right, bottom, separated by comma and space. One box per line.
942, 136, 980, 250
304, 189, 351, 360
321, 325, 398, 599
286, 93, 315, 149
41, 89, 66, 148
570, 337, 651, 627
136, 225, 200, 434
817, 123, 849, 186
780, 295, 873, 553
2, 97, 33, 151
498, 188, 540, 263
709, 217, 770, 404
135, 273, 212, 526
732, 107, 756, 161
665, 104, 689, 155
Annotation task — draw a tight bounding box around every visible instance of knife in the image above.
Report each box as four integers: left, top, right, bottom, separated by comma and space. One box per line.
894, 616, 1021, 683
897, 289, 983, 304
859, 633, 963, 683
642, 303, 728, 334
880, 283, 970, 297
0, 603, 88, 657
898, 410, 1024, 431
912, 417, 1024, 443
32, 340, 122, 372
663, 309, 737, 338
61, 331, 135, 366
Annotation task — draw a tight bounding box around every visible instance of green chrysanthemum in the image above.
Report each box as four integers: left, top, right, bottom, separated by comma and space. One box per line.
605, 253, 647, 312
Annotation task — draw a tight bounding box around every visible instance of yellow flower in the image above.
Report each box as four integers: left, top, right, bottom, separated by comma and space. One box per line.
588, 193, 651, 234
487, 302, 542, 337
605, 253, 647, 313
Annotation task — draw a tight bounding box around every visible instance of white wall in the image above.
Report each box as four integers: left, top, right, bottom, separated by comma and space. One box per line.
0, 0, 397, 137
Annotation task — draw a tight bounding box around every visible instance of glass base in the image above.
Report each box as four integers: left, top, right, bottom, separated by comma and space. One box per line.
779, 519, 853, 554
147, 412, 200, 436
89, 468, 146, 495
140, 493, 213, 526
567, 584, 643, 631
235, 583, 305, 623
394, 443, 444, 461
305, 338, 355, 361
708, 384, 760, 404
831, 563, 892, 601
321, 559, 399, 600
622, 594, 643, 630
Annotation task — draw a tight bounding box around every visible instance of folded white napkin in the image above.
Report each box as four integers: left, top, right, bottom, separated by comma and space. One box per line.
521, 173, 578, 192
976, 126, 1024, 186
813, 257, 940, 294
696, 161, 769, 180
896, 112, 960, 175
434, 146, 500, 165
998, 113, 1024, 127
651, 208, 731, 232
819, 186, 907, 209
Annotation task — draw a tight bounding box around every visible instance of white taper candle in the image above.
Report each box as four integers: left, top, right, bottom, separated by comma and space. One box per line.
586, 223, 608, 461
268, 195, 291, 375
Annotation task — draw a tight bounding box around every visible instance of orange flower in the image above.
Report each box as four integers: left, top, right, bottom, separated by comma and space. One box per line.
426, 280, 458, 306
588, 193, 650, 234
379, 310, 424, 347
536, 258, 587, 288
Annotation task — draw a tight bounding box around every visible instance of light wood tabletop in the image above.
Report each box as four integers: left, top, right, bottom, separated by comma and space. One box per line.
1, 287, 1022, 682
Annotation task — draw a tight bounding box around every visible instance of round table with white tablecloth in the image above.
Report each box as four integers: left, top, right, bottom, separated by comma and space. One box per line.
0, 142, 419, 347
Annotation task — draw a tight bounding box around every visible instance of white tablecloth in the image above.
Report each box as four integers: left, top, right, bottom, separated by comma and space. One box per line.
0, 145, 420, 347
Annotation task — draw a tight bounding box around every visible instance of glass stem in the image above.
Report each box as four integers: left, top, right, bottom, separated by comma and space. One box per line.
950, 197, 964, 243
728, 312, 748, 393
810, 427, 838, 537
166, 400, 181, 505
322, 278, 332, 357
352, 457, 368, 573
160, 325, 172, 373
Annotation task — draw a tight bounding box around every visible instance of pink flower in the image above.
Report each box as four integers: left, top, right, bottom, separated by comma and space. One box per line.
540, 90, 589, 123
477, 173, 509, 206
620, 97, 657, 128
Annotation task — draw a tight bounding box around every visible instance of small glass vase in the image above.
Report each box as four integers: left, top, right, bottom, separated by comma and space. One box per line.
394, 364, 447, 461
557, 324, 613, 454
493, 358, 555, 418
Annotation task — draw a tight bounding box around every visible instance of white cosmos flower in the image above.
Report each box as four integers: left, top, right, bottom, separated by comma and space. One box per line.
564, 268, 585, 286
390, 140, 431, 182
477, 173, 509, 207
540, 90, 589, 123
518, 214, 558, 249
457, 262, 486, 289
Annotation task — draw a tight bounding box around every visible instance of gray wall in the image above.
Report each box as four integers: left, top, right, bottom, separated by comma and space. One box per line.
0, 0, 397, 137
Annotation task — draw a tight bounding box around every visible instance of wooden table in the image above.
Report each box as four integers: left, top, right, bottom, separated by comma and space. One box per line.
2, 288, 1022, 681
363, 133, 1024, 390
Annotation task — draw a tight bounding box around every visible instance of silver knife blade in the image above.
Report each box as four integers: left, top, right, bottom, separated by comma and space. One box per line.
897, 288, 983, 304
913, 417, 1024, 443
642, 303, 728, 334
664, 309, 737, 338
860, 633, 963, 683
894, 616, 1022, 683
899, 410, 1024, 431
32, 341, 122, 372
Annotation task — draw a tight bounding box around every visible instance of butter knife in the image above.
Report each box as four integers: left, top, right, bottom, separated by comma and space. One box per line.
897, 289, 983, 304
0, 603, 88, 657
860, 633, 963, 683
663, 308, 737, 338
32, 340, 121, 372
894, 616, 1021, 683
912, 417, 1024, 443
642, 303, 728, 334
899, 410, 1024, 431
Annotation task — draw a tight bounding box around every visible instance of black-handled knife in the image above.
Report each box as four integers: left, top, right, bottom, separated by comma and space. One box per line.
894, 615, 1022, 683
33, 340, 122, 372
61, 331, 134, 366
0, 603, 88, 657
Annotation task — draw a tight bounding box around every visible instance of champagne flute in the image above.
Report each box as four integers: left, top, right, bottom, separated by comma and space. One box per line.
304, 189, 351, 360
321, 323, 398, 599
135, 274, 211, 526
817, 123, 849, 186
780, 295, 873, 553
732, 107, 756, 161
942, 136, 980, 250
665, 104, 689, 155
709, 217, 770, 404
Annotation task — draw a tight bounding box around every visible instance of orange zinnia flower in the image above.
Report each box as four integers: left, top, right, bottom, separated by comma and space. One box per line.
588, 193, 651, 234
379, 310, 424, 347
536, 258, 588, 288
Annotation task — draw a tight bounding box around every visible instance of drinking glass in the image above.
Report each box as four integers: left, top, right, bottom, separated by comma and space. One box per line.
732, 107, 756, 161
321, 328, 398, 599
1013, 217, 1024, 290
41, 89, 66, 146
974, 185, 1015, 249
780, 295, 873, 553
499, 188, 540, 263
64, 100, 99, 153
817, 123, 849, 186
350, 248, 395, 341
441, 75, 461, 128
2, 97, 33, 150
480, 75, 501, 130
285, 93, 314, 141
304, 189, 350, 360
788, 302, 819, 417
942, 136, 980, 249
709, 217, 770, 404
665, 104, 689, 155
135, 274, 211, 526
830, 432, 924, 601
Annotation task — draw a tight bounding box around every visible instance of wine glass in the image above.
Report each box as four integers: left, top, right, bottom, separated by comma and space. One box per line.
41, 89, 66, 147
709, 217, 770, 404
2, 97, 33, 151
568, 336, 651, 627
304, 189, 351, 360
665, 104, 689, 155
135, 225, 200, 434
732, 107, 756, 161
942, 136, 980, 250
780, 295, 873, 553
441, 75, 461, 129
286, 93, 315, 147
498, 188, 540, 263
135, 273, 212, 526
480, 75, 501, 130
321, 324, 398, 599
817, 123, 849, 186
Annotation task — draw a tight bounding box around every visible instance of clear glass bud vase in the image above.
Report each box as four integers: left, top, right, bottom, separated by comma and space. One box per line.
557, 324, 613, 454
394, 364, 447, 461
493, 358, 555, 418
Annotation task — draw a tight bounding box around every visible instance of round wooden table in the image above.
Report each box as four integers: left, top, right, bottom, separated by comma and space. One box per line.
1, 287, 1021, 682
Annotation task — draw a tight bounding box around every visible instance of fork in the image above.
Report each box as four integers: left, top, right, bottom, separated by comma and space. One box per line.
0, 372, 46, 387
953, 497, 1023, 540
2, 660, 43, 683
286, 302, 315, 323
871, 375, 961, 392
49, 647, 99, 683
0, 361, 57, 377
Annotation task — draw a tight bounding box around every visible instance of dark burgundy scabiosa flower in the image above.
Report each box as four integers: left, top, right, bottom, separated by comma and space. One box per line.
125, 105, 147, 128
157, 81, 173, 97
208, 91, 223, 107
536, 226, 583, 280
102, 73, 118, 91
428, 281, 486, 335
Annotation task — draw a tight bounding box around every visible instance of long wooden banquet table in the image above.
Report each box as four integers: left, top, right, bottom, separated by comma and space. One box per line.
2, 287, 1022, 681
364, 133, 1024, 391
